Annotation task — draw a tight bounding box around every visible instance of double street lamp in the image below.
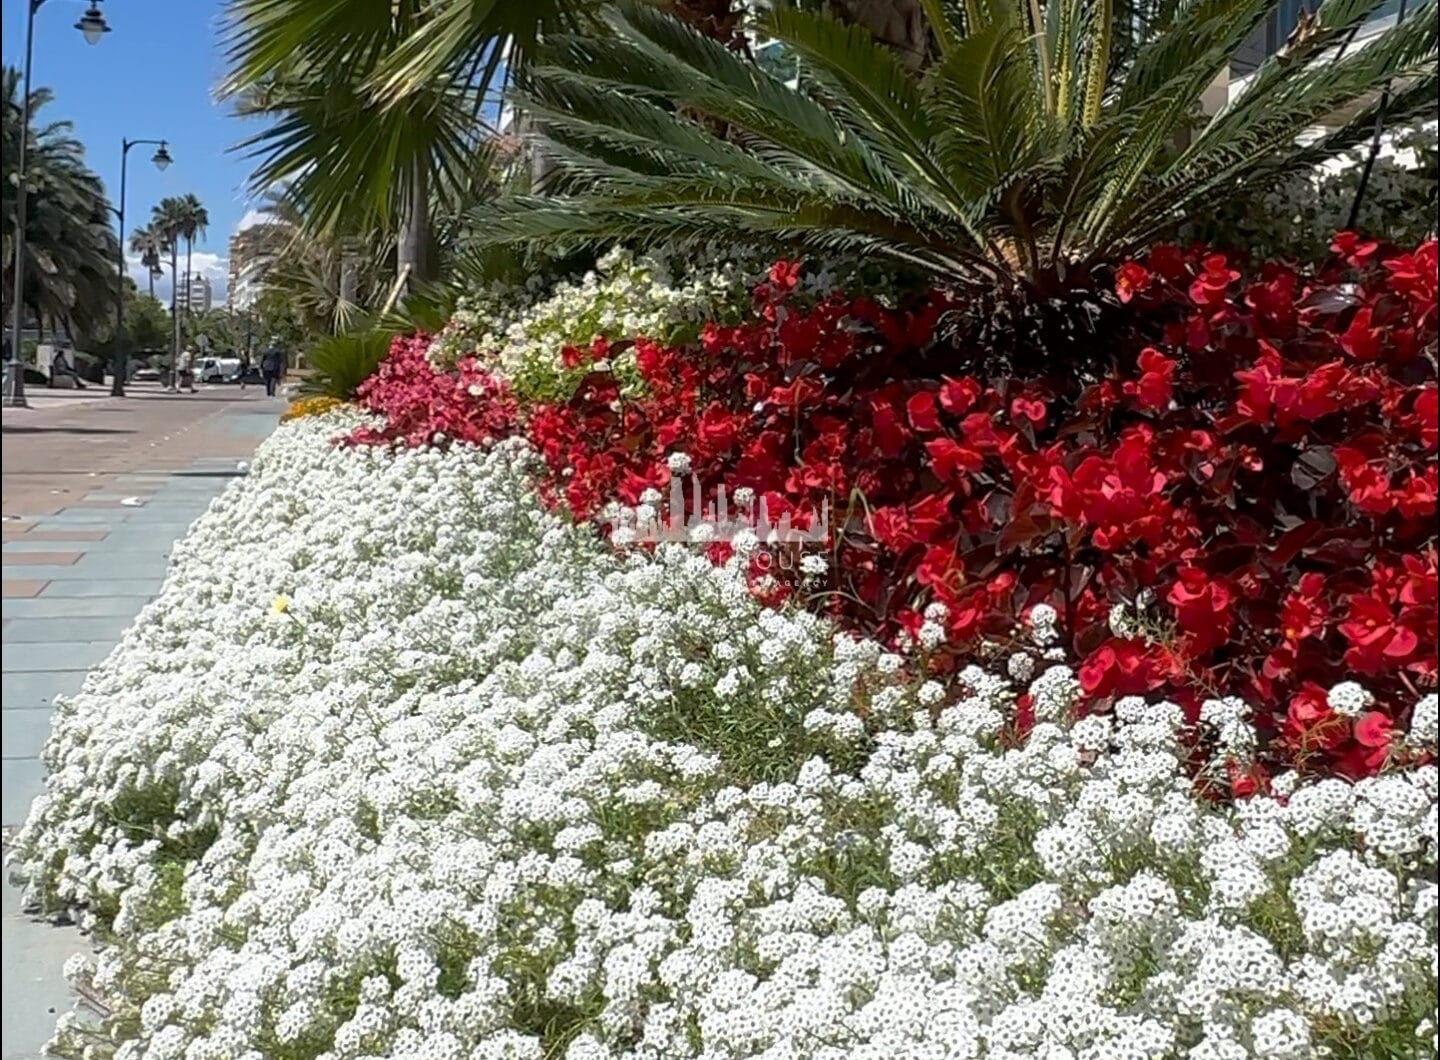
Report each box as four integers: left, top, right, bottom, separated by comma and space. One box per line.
4, 1, 113, 409
110, 138, 173, 397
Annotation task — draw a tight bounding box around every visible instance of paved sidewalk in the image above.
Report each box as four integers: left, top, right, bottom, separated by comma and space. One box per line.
2, 387, 282, 1060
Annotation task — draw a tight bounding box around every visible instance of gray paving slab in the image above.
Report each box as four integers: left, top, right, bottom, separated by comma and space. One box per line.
105, 521, 203, 534
2, 597, 152, 620
2, 884, 85, 1055
0, 672, 83, 710
1, 643, 114, 674
70, 523, 195, 536
2, 759, 48, 826
36, 580, 160, 598
77, 527, 179, 541
1, 617, 134, 644
64, 552, 172, 568
126, 493, 215, 503
2, 708, 57, 761
1, 871, 86, 1059
26, 512, 128, 526
3, 541, 101, 555
53, 541, 171, 557
0, 567, 93, 583
62, 556, 174, 581
70, 542, 174, 557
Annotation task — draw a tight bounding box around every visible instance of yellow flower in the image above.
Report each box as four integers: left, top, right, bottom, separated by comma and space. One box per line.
280, 396, 346, 423
272, 594, 292, 615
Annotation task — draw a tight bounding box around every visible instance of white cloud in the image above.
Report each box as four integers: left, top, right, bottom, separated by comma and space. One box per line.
128, 250, 229, 307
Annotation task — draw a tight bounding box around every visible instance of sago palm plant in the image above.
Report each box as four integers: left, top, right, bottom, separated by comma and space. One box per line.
480, 0, 1437, 302
299, 325, 394, 401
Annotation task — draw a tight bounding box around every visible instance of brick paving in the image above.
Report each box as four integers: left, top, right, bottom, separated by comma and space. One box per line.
2, 381, 285, 1060
2, 553, 83, 566
2, 382, 278, 521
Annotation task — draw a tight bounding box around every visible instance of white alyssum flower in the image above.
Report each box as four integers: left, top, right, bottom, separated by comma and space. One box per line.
8, 412, 1436, 1060
1328, 681, 1373, 718
1408, 694, 1438, 748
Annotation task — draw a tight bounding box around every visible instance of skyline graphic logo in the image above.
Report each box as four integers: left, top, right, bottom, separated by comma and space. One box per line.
616, 473, 831, 545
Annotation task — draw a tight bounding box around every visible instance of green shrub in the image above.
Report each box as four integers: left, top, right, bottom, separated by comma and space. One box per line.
300, 329, 393, 401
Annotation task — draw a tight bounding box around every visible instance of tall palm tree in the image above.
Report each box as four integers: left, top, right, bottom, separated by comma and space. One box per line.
175, 193, 209, 322
218, 0, 581, 291
2, 67, 120, 343
129, 225, 165, 298
151, 197, 189, 357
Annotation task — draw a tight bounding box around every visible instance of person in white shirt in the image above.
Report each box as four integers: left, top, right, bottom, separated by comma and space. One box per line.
172, 344, 197, 393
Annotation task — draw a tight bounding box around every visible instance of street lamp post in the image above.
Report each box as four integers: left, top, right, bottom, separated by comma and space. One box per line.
4, 0, 111, 409
111, 138, 172, 397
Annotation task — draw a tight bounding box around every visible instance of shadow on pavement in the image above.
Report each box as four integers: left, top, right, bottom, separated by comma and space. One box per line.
170, 470, 247, 479
125, 394, 260, 404
0, 425, 136, 436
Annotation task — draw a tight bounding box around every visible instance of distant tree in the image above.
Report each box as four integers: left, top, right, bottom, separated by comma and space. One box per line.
129, 224, 166, 299
174, 193, 209, 321
77, 280, 172, 356
184, 307, 243, 354
150, 197, 189, 353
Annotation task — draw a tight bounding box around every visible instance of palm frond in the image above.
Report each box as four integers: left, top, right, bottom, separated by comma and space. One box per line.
474, 0, 1436, 291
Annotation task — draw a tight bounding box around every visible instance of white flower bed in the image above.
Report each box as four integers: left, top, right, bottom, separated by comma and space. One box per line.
10, 414, 1438, 1060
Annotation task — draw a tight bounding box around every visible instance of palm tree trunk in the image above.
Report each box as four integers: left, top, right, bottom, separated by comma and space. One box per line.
396, 159, 430, 291
184, 238, 194, 324
515, 110, 561, 192
170, 245, 180, 364
833, 0, 930, 67
147, 268, 155, 300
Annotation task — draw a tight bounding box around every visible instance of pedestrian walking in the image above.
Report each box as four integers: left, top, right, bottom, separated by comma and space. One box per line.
176, 344, 198, 393
260, 338, 285, 398
238, 349, 252, 390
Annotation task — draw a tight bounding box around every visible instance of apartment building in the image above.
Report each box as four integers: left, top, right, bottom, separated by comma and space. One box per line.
227, 226, 273, 311
177, 275, 212, 315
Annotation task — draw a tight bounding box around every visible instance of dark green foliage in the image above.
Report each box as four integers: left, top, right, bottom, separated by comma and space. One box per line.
474, 0, 1437, 293
300, 327, 394, 400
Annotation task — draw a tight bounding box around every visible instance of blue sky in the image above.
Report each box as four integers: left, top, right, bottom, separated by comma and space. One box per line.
3, 0, 262, 304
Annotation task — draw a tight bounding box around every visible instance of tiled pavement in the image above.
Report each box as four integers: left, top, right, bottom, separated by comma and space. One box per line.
2, 387, 282, 1060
